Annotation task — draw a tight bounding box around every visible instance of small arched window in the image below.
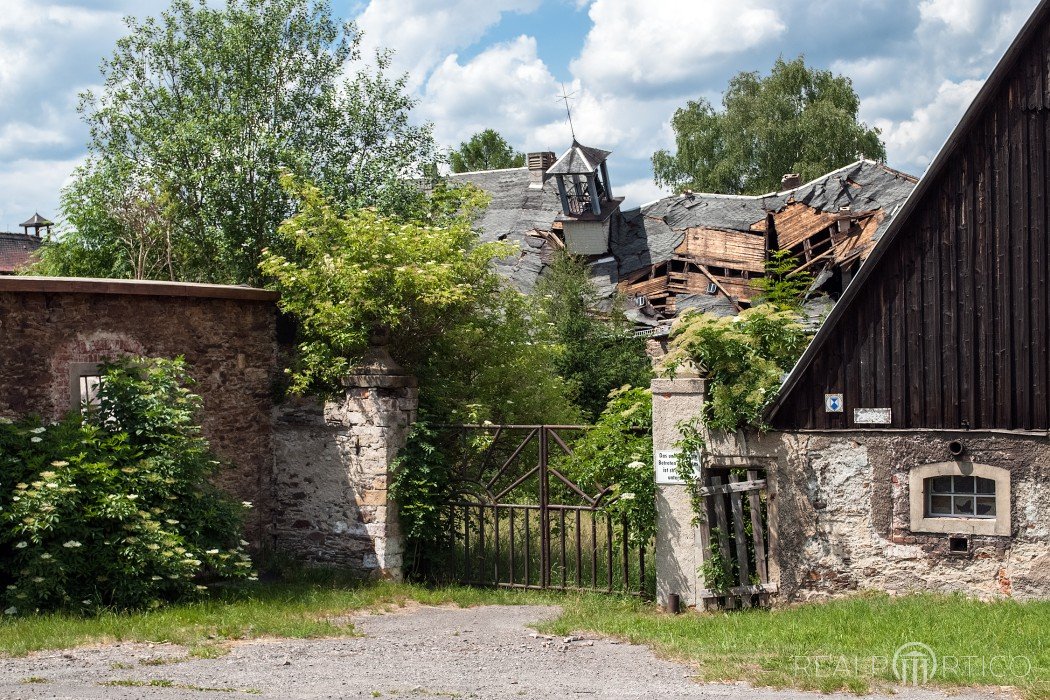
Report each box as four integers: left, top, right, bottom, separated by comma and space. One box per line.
909, 463, 1010, 536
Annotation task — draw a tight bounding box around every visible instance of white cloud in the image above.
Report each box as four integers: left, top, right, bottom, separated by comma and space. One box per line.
420, 36, 678, 207
617, 177, 668, 209
0, 1, 121, 99
919, 0, 988, 34
875, 79, 984, 173
0, 157, 83, 232
420, 36, 563, 148
357, 0, 541, 90
570, 0, 786, 95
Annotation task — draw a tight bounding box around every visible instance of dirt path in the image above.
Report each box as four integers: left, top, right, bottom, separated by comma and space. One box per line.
0, 605, 1010, 699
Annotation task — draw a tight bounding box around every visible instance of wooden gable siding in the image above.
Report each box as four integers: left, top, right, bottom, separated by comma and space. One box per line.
674, 227, 765, 272
772, 22, 1050, 431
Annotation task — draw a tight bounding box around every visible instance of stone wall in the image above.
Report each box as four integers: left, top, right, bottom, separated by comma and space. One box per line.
760, 431, 1050, 601
651, 378, 1050, 606
0, 278, 278, 541
271, 346, 415, 578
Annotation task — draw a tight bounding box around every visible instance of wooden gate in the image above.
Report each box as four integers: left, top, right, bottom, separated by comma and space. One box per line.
432, 425, 652, 596
695, 460, 776, 608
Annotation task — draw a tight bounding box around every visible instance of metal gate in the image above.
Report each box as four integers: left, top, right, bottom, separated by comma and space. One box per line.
695, 459, 776, 609
433, 425, 652, 596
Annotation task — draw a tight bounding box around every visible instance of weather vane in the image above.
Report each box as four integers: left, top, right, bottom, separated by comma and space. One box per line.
557, 83, 577, 140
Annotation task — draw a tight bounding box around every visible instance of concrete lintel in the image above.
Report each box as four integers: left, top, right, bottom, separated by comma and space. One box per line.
651, 378, 707, 396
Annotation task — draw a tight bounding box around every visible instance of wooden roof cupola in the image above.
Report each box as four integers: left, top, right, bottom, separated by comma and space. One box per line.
548, 141, 625, 256
548, 140, 617, 218
19, 213, 53, 238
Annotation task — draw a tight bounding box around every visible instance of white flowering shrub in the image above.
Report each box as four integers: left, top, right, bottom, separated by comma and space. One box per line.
0, 357, 253, 614
558, 387, 655, 545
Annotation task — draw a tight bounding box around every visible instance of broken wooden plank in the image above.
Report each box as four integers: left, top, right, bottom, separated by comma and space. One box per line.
746, 469, 769, 585
728, 473, 752, 607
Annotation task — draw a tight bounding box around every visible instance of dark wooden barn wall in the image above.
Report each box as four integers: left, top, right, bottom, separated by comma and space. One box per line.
774, 24, 1050, 431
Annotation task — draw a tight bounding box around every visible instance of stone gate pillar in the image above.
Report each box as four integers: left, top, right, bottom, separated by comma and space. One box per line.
272, 341, 416, 580
652, 376, 706, 609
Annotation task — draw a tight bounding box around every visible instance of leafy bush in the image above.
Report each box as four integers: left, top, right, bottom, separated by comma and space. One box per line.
0, 357, 253, 614
663, 305, 810, 431
389, 422, 456, 575
535, 252, 653, 421
260, 176, 508, 396
560, 387, 655, 545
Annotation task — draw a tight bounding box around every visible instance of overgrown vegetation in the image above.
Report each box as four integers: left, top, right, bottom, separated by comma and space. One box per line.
559, 387, 655, 545
753, 250, 814, 310
388, 423, 457, 577
0, 358, 252, 614
536, 251, 652, 421
261, 176, 500, 395
385, 250, 653, 577
663, 305, 809, 432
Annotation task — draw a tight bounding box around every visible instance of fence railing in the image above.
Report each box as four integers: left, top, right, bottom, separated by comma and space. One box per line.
428, 425, 652, 597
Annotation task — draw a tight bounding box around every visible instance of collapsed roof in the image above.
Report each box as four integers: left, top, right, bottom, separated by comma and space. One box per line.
451, 158, 917, 332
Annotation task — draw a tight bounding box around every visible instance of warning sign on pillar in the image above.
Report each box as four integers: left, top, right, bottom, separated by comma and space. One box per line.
655, 450, 700, 485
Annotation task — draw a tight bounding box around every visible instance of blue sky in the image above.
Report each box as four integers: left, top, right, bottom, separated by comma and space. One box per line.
0, 0, 1041, 231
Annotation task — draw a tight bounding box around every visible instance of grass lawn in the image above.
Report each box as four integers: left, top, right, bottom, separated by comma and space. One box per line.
1, 575, 1046, 698
541, 593, 1050, 698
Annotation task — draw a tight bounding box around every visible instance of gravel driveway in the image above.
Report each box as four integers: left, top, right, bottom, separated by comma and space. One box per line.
0, 604, 1011, 699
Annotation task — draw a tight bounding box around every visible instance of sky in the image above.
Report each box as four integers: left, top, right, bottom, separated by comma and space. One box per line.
0, 0, 1041, 231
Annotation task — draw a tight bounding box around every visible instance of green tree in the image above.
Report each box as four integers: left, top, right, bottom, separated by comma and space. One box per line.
663, 305, 810, 431
652, 56, 886, 195
753, 249, 815, 310
37, 0, 438, 284
450, 129, 525, 173
262, 176, 579, 422
535, 252, 653, 421
260, 176, 502, 394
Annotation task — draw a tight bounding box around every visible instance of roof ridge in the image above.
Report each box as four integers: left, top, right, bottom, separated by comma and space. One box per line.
449, 166, 529, 176
643, 159, 914, 211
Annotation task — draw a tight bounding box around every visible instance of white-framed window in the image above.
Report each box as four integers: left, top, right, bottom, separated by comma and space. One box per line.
908, 462, 1010, 536
68, 362, 103, 412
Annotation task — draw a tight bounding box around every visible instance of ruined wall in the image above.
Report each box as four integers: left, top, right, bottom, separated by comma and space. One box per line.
271, 349, 415, 578
753, 431, 1050, 601
0, 283, 277, 541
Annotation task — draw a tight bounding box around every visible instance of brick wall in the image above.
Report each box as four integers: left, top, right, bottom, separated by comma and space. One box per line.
0, 278, 278, 542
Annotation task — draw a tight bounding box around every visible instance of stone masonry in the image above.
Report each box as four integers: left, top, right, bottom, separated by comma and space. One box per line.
651, 377, 705, 610
652, 378, 1050, 606
0, 278, 278, 542
272, 343, 416, 578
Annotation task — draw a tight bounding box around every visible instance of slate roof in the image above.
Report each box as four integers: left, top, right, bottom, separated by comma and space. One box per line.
451, 159, 916, 304
547, 140, 611, 175
449, 167, 565, 294
613, 160, 917, 279
0, 232, 42, 274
